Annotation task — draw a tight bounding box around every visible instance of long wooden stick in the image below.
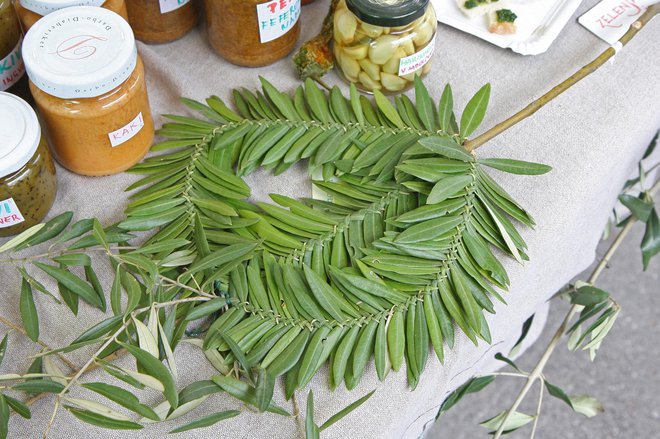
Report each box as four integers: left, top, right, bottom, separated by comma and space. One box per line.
464, 5, 660, 152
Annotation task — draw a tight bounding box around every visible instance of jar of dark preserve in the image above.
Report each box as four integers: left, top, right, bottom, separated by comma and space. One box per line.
125, 0, 199, 44
0, 92, 57, 237
0, 0, 30, 101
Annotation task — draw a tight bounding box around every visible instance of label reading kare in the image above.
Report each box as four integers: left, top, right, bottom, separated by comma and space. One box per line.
0, 198, 25, 229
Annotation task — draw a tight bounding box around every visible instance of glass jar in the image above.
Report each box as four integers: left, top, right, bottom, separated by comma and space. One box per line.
15, 0, 129, 32
125, 0, 199, 44
0, 0, 30, 101
0, 92, 57, 237
205, 0, 301, 67
333, 0, 437, 94
23, 7, 154, 176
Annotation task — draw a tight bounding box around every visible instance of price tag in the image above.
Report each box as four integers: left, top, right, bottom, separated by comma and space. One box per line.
398, 38, 436, 77
0, 37, 26, 92
0, 198, 25, 229
256, 0, 301, 44
578, 0, 651, 44
108, 112, 145, 148
159, 0, 190, 14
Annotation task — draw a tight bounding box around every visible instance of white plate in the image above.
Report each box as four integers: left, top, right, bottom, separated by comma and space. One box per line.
431, 0, 582, 55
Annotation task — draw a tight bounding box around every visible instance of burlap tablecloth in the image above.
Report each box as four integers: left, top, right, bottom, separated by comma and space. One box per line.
2, 1, 659, 437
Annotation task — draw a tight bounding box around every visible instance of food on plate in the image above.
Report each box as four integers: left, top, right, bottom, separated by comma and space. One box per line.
488, 9, 518, 34
456, 0, 505, 18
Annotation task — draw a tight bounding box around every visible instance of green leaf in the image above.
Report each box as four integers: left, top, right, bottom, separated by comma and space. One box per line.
120, 343, 178, 409
0, 333, 7, 368
373, 90, 405, 128
66, 407, 143, 430
544, 380, 574, 409
427, 175, 473, 205
319, 389, 375, 432
52, 253, 92, 267
569, 395, 604, 418
72, 315, 123, 345
494, 353, 520, 372
211, 375, 289, 416
19, 278, 39, 342
641, 208, 660, 270
12, 380, 64, 394
478, 158, 552, 175
168, 410, 240, 434
0, 223, 45, 253
437, 375, 495, 416
33, 262, 103, 309
418, 136, 473, 162
438, 84, 454, 133
0, 395, 9, 439
19, 211, 73, 249
618, 194, 653, 222
460, 83, 490, 138
255, 368, 275, 412
305, 390, 319, 439
570, 285, 610, 307
479, 410, 535, 433
82, 382, 160, 421
4, 395, 31, 419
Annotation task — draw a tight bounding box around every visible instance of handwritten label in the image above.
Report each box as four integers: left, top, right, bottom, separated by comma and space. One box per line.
108, 112, 144, 148
398, 38, 436, 77
0, 37, 26, 92
256, 0, 301, 44
0, 198, 25, 229
159, 0, 190, 14
578, 0, 650, 44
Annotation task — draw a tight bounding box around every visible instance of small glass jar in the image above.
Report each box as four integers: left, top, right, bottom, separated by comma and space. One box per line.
0, 0, 30, 101
0, 92, 57, 237
23, 7, 154, 176
333, 0, 437, 94
125, 0, 198, 44
15, 0, 129, 32
205, 0, 301, 67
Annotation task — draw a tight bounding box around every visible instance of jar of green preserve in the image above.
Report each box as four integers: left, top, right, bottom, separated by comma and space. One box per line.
0, 0, 31, 101
0, 92, 57, 237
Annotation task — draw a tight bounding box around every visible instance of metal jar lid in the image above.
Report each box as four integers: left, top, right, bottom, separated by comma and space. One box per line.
345, 0, 429, 27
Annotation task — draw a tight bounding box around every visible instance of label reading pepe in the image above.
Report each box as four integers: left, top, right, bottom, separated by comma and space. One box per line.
256, 0, 301, 44
0, 198, 25, 229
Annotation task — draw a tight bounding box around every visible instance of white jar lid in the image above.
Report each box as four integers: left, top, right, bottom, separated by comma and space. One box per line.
18, 0, 104, 16
22, 7, 137, 99
0, 92, 41, 178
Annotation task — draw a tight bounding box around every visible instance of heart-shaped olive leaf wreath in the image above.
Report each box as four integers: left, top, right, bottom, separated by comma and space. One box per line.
0, 76, 550, 433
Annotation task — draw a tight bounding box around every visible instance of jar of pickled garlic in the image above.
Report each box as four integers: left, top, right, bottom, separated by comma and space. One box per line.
0, 0, 30, 101
23, 7, 154, 176
15, 0, 129, 32
205, 0, 301, 67
125, 0, 198, 44
0, 92, 57, 237
333, 0, 437, 94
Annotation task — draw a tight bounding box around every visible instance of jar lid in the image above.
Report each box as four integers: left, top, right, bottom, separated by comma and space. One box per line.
18, 0, 104, 16
22, 7, 137, 99
345, 0, 429, 27
0, 92, 41, 178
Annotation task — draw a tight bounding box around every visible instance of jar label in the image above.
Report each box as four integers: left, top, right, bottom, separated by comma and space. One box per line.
159, 0, 191, 14
108, 112, 145, 148
0, 37, 26, 92
398, 38, 436, 77
0, 198, 25, 229
256, 0, 301, 44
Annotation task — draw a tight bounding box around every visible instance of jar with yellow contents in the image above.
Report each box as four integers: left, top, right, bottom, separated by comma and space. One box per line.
23, 7, 154, 176
0, 92, 57, 237
333, 0, 437, 94
15, 0, 129, 32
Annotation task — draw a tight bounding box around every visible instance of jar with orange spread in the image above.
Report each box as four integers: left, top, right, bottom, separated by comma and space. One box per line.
23, 7, 154, 176
15, 0, 129, 32
205, 0, 301, 67
125, 0, 199, 44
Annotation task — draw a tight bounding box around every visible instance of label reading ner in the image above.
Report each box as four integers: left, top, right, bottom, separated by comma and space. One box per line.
108, 112, 145, 148
256, 0, 301, 44
398, 38, 436, 77
159, 0, 191, 14
0, 37, 26, 92
0, 198, 25, 229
